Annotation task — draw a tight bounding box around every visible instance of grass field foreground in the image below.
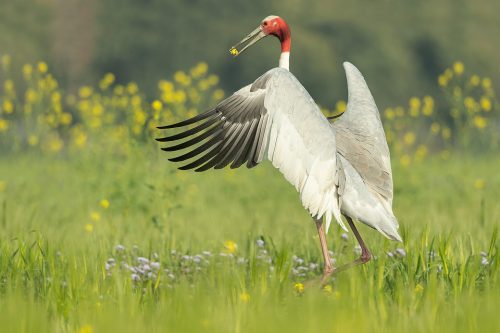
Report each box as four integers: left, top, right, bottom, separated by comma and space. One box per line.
0, 148, 499, 332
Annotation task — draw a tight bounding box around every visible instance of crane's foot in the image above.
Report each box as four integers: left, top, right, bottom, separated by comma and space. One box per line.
303, 265, 335, 288
332, 250, 371, 274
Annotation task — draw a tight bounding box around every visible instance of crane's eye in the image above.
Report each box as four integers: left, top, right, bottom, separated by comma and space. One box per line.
263, 21, 268, 26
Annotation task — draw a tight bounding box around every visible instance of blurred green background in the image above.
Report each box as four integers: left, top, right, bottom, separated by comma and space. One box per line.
2, 0, 499, 107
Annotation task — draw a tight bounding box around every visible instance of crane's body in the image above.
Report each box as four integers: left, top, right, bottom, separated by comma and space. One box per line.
157, 15, 401, 282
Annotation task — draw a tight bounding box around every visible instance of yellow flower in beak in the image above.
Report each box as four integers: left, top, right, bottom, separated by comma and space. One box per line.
229, 48, 239, 56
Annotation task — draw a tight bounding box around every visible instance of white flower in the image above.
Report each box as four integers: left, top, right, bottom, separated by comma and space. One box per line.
395, 248, 406, 257
137, 257, 149, 265
481, 257, 489, 266
115, 245, 125, 252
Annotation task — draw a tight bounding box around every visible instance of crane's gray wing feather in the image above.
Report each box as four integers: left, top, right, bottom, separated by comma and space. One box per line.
158, 68, 344, 232
333, 62, 394, 206
156, 82, 267, 171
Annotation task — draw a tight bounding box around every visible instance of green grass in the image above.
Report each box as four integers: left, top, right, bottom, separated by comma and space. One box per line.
0, 148, 499, 332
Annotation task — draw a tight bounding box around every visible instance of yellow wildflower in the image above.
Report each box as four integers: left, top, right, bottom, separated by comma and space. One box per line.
414, 283, 424, 294
400, 154, 410, 167
294, 282, 305, 293
415, 145, 428, 161
1, 107, 17, 123
323, 285, 333, 295
85, 224, 94, 233
191, 62, 209, 78
1, 54, 10, 70
473, 116, 487, 129
410, 107, 419, 117
99, 73, 115, 90
73, 129, 88, 148
60, 113, 72, 125
79, 86, 93, 98
92, 104, 104, 117
159, 80, 174, 92
174, 91, 186, 104
78, 324, 94, 333
28, 135, 39, 146
409, 97, 421, 109
208, 74, 219, 86
422, 96, 434, 116
47, 134, 64, 152
152, 100, 163, 111
114, 85, 124, 95
224, 240, 238, 254
480, 97, 492, 111
482, 78, 492, 89
384, 108, 395, 120
0, 180, 5, 192
188, 88, 201, 104
174, 71, 191, 86
22, 64, 33, 80
134, 110, 147, 125
403, 132, 416, 145
213, 89, 225, 101
230, 48, 239, 56
474, 178, 485, 190
470, 75, 480, 86
38, 62, 48, 74
438, 75, 448, 87
464, 97, 475, 110
453, 61, 464, 75
100, 199, 110, 209
131, 95, 142, 107
90, 211, 101, 221
3, 80, 14, 93
239, 292, 250, 303
2, 100, 13, 114
198, 80, 210, 91
127, 82, 139, 95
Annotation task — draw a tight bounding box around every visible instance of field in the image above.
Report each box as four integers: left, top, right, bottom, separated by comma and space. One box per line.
1, 56, 499, 332
0, 147, 499, 332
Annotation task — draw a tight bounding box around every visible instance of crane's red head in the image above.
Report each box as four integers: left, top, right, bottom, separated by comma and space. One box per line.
230, 15, 291, 56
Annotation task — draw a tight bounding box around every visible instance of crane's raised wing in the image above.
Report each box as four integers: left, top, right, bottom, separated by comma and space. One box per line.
157, 68, 344, 232
333, 62, 394, 209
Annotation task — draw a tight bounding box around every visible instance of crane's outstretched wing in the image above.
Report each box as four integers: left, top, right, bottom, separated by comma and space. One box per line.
333, 62, 395, 213
157, 68, 344, 232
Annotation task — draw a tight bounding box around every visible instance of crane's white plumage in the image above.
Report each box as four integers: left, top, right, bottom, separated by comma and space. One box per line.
333, 62, 401, 241
157, 63, 400, 241
263, 69, 344, 231
158, 68, 345, 232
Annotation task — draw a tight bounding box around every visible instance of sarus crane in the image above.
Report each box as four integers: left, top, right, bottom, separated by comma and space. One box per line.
157, 15, 402, 283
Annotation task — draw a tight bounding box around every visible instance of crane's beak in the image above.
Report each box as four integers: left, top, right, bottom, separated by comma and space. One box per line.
229, 26, 266, 57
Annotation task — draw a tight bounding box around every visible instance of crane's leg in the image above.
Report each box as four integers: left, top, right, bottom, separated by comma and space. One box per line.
334, 216, 371, 273
314, 217, 335, 283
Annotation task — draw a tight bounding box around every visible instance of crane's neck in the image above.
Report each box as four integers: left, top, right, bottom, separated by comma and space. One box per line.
279, 52, 290, 70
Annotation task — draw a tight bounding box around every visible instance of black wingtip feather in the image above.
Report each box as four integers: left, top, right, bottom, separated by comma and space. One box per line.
157, 109, 217, 129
